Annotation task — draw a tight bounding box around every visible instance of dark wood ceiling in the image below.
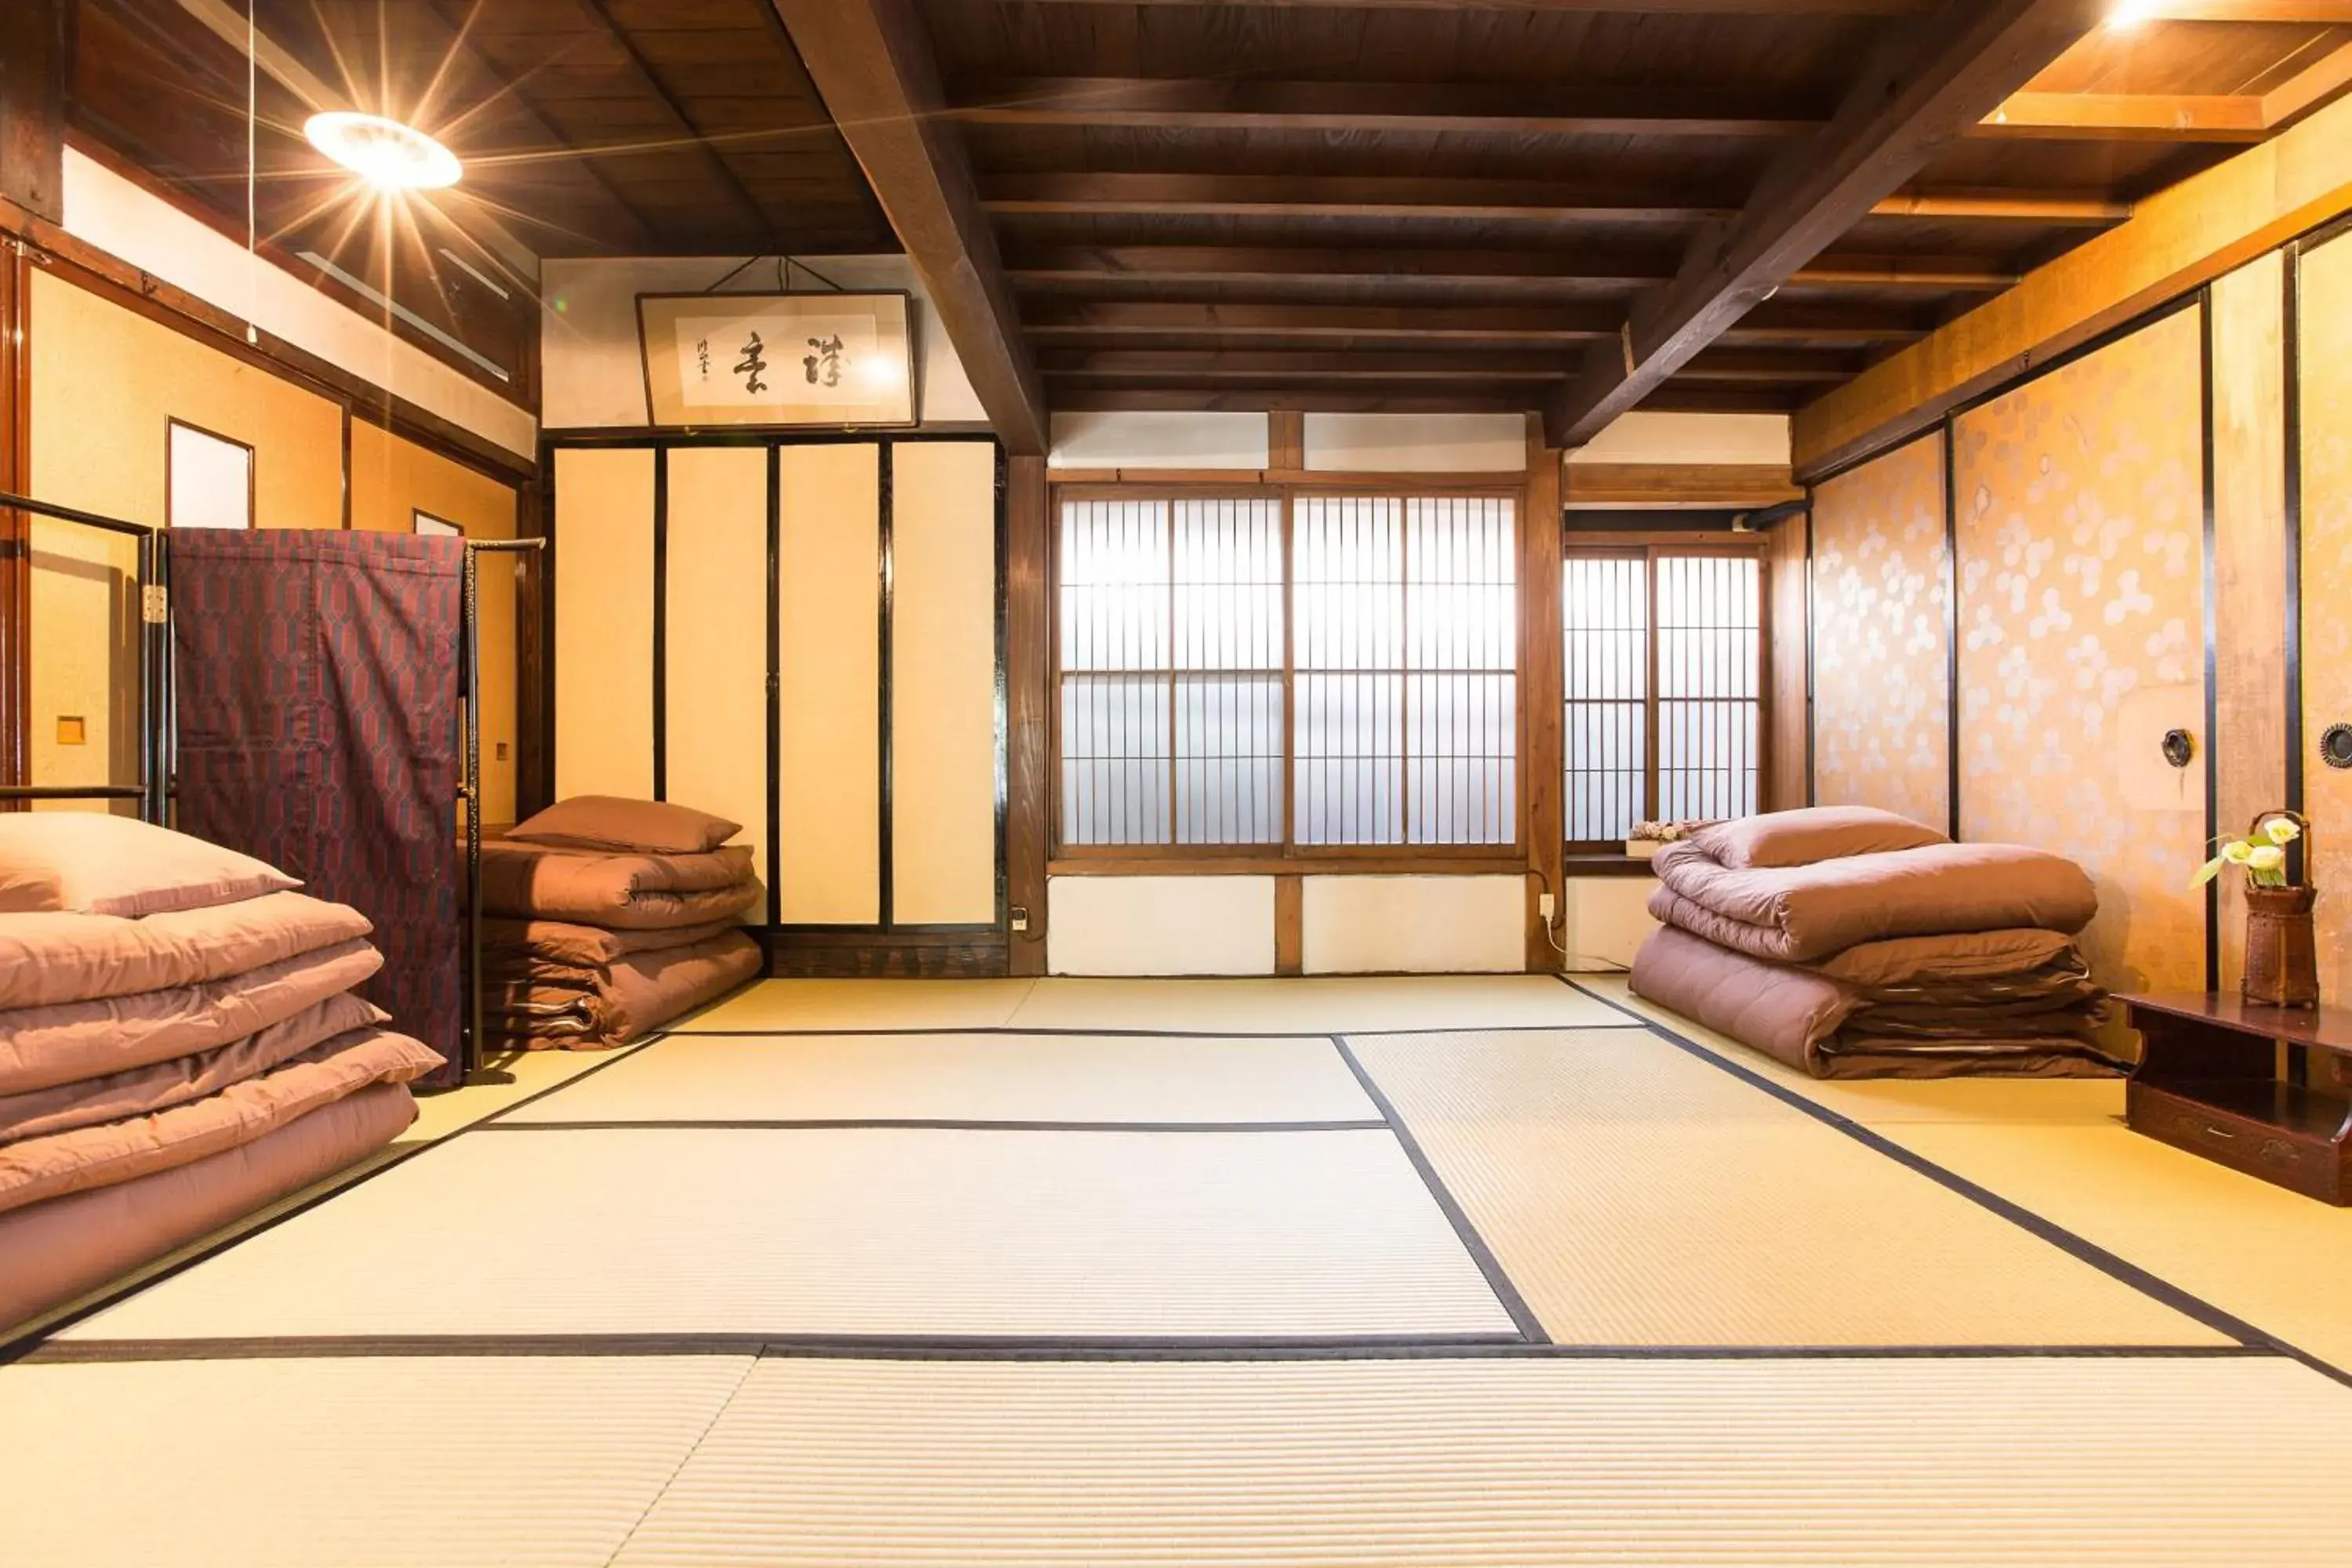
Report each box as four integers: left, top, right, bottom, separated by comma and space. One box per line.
63, 0, 2352, 427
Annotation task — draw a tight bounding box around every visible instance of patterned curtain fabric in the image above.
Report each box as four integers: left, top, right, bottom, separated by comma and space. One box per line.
171, 530, 465, 1087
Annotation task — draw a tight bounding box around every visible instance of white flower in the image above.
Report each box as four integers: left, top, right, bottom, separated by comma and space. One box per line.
2264, 817, 2302, 846
2248, 844, 2286, 873
2222, 840, 2255, 865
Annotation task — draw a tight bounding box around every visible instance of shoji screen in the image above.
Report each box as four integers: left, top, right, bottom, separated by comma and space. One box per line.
665, 447, 773, 920
891, 441, 1000, 925
554, 447, 656, 801
778, 443, 883, 924
2299, 232, 2352, 1002
1810, 434, 1950, 829
1952, 309, 2207, 1000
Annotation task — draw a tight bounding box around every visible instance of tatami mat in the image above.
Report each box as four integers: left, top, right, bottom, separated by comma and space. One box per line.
499, 1033, 1378, 1126
613, 1355, 2352, 1566
1579, 975, 2352, 1372
1004, 975, 1631, 1034
0, 1354, 755, 1568
678, 978, 1037, 1033
58, 1128, 1515, 1341
1347, 1029, 2228, 1347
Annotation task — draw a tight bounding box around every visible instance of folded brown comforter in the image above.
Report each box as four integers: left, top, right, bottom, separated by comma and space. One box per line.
0, 1027, 441, 1217
0, 892, 375, 1011
1650, 838, 2097, 964
481, 915, 741, 969
0, 1080, 416, 1332
0, 991, 388, 1146
478, 840, 760, 929
489, 930, 762, 1047
1631, 925, 2122, 1080
0, 940, 383, 1098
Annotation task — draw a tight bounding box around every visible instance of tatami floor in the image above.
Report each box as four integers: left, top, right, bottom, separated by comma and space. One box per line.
5, 975, 2352, 1564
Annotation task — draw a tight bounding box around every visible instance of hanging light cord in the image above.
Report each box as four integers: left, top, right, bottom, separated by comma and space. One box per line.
245, 0, 259, 345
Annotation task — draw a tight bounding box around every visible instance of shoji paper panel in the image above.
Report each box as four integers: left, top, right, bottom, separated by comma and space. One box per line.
1810, 434, 1950, 829
2211, 253, 2290, 995
554, 448, 655, 803
891, 441, 1000, 925
666, 447, 772, 923
779, 443, 881, 924
2299, 234, 2352, 1004
1953, 310, 2207, 1004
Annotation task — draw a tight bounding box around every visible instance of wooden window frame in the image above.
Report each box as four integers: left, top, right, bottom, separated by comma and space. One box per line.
1562, 535, 1773, 855
1048, 476, 1527, 873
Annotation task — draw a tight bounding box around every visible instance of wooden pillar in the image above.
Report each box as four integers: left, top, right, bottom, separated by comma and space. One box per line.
1523, 415, 1565, 971
0, 238, 27, 800
1005, 453, 1051, 975
0, 0, 70, 225
1765, 507, 1812, 812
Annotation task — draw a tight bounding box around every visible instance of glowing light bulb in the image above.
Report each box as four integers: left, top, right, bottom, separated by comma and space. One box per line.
303, 113, 462, 191
2107, 0, 2161, 28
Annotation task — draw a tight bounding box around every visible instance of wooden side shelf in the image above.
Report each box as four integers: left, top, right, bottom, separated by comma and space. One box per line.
2121, 993, 2352, 1205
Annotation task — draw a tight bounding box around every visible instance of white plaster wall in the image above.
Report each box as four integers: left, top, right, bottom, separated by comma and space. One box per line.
1566, 412, 1791, 467
541, 256, 985, 430
61, 151, 536, 459
1046, 876, 1276, 975
1304, 412, 1525, 472
1563, 876, 1661, 971
1301, 875, 1524, 974
1048, 410, 1269, 469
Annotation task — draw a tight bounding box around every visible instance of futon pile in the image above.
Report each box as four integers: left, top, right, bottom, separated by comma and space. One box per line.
0, 816, 440, 1330
1628, 807, 2122, 1079
480, 797, 763, 1048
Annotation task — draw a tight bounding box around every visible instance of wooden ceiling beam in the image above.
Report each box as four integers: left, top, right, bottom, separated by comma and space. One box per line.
951, 77, 1821, 137
1047, 387, 1541, 414
769, 0, 1047, 453
1023, 299, 1921, 347
1977, 91, 2269, 143
1546, 0, 2108, 448
982, 172, 2117, 226
1005, 2, 1931, 13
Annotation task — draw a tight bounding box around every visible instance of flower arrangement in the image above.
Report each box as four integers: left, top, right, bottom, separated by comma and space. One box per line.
2191, 813, 2303, 890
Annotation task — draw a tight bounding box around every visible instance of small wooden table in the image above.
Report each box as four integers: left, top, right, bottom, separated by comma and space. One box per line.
2120, 993, 2352, 1204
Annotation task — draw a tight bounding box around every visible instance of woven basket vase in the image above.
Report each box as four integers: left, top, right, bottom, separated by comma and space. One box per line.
2242, 811, 2320, 1009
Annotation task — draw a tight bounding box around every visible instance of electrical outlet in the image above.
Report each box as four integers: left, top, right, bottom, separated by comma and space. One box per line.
1011, 906, 1030, 932
1537, 892, 1556, 922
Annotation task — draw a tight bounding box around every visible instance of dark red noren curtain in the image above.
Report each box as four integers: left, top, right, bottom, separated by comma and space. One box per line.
172, 530, 464, 1087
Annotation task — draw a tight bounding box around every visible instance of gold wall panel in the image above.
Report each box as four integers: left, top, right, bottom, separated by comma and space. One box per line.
890, 441, 1000, 925
779, 443, 882, 924
1953, 309, 2209, 1004
1810, 434, 1950, 829
554, 447, 655, 803
2299, 233, 2352, 1003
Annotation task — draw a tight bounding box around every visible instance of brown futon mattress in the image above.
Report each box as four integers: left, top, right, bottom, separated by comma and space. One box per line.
0, 1082, 416, 1334
1631, 925, 2124, 1080
0, 894, 374, 1013
489, 929, 763, 1047
477, 841, 760, 929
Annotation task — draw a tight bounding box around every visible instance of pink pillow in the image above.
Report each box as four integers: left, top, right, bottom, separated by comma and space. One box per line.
0, 814, 299, 917
506, 796, 740, 855
1688, 806, 1949, 869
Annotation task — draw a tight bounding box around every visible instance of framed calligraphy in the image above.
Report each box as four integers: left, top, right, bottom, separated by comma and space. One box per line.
636, 291, 918, 428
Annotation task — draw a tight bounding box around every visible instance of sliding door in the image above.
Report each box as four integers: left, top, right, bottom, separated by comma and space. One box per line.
553, 447, 656, 802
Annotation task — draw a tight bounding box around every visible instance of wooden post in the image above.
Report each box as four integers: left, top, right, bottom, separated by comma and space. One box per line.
1004, 454, 1051, 975
1523, 415, 1565, 971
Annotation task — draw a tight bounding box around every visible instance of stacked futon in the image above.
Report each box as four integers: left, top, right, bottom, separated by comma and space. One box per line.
479, 796, 763, 1048
1629, 807, 2122, 1079
0, 815, 441, 1329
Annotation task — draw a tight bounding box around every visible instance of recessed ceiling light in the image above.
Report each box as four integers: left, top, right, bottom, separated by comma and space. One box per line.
303, 112, 462, 191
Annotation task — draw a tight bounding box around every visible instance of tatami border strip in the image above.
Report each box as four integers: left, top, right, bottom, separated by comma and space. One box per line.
481, 1118, 1392, 1134
1559, 977, 2352, 1391
1330, 1036, 1551, 1346
14, 1334, 2285, 1366
664, 1022, 1645, 1040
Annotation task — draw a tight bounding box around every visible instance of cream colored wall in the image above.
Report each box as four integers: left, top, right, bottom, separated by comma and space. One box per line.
27, 269, 343, 811
664, 447, 773, 922
1300, 876, 1523, 974
348, 422, 522, 826
553, 448, 656, 803
1047, 876, 1276, 975
1304, 413, 1524, 472
779, 442, 883, 924
891, 442, 1000, 924
1049, 412, 1269, 470
1563, 877, 1661, 972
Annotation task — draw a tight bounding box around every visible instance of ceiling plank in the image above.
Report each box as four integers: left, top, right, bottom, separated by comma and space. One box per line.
950, 78, 1822, 138
0, 0, 69, 222
769, 0, 1047, 452
1547, 0, 2109, 448
572, 0, 776, 241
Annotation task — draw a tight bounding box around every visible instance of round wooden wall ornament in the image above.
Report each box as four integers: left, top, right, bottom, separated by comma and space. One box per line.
2321, 723, 2352, 771
2161, 729, 2195, 769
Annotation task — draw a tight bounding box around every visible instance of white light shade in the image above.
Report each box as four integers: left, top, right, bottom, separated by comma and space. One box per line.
303, 112, 462, 191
